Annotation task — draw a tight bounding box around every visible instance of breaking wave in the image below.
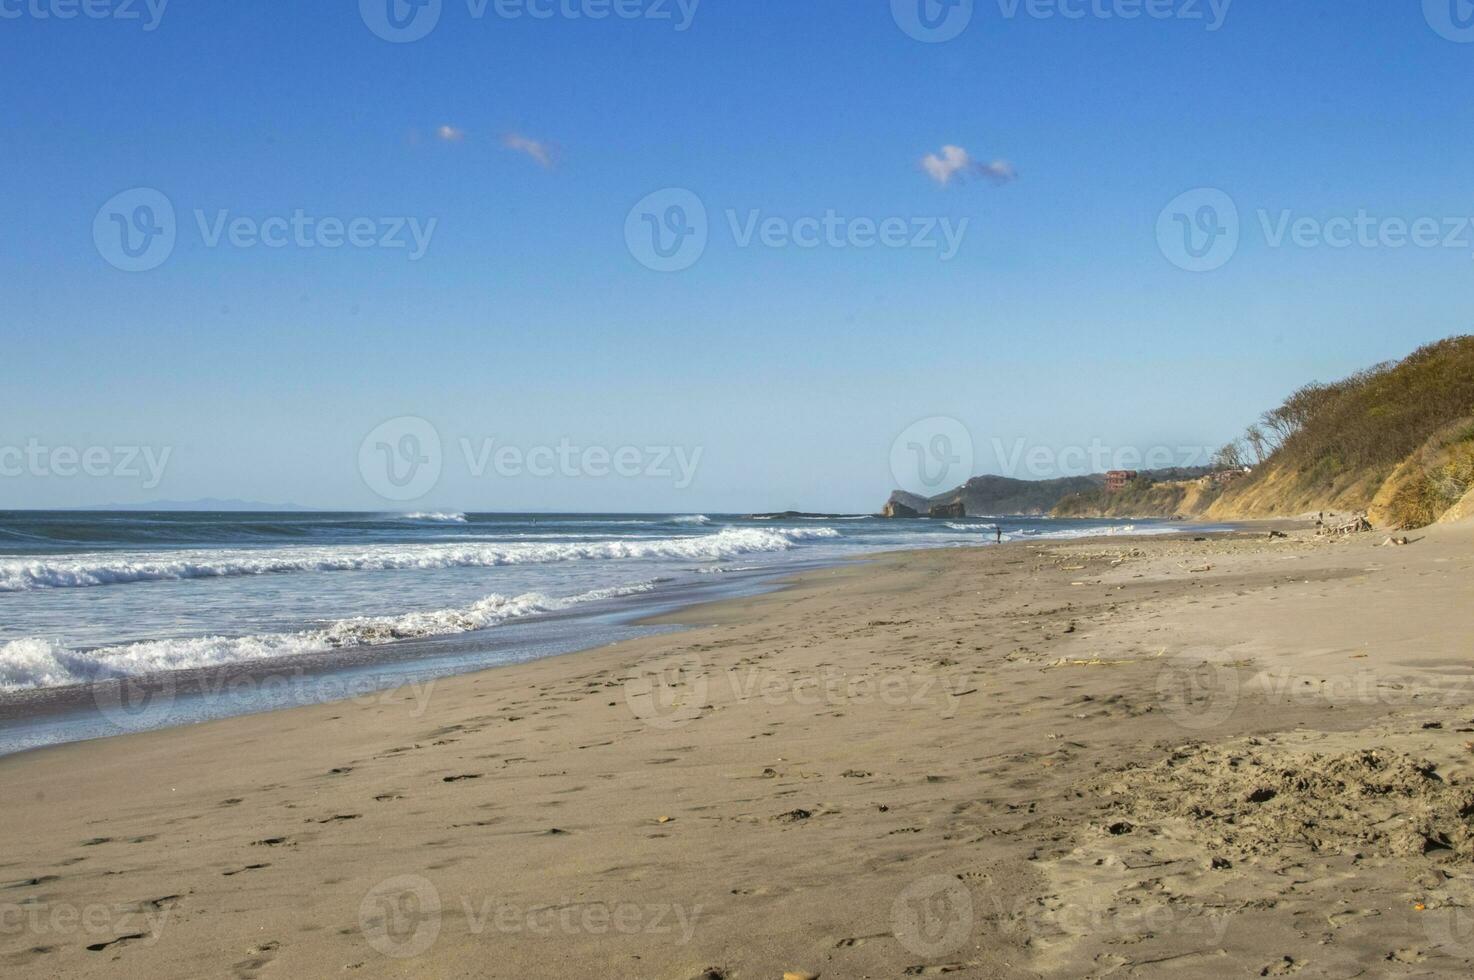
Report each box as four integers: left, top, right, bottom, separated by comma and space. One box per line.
0, 582, 656, 691
1019, 524, 1183, 540
0, 527, 842, 592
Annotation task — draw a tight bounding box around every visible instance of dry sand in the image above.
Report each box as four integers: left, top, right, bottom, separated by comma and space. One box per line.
4, 521, 1474, 978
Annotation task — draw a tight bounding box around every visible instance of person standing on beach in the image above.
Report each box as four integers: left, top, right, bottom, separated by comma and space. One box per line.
995, 525, 1003, 545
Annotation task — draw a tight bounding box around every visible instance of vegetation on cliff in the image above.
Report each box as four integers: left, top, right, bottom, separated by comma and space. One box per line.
887, 337, 1474, 528
1206, 336, 1474, 527
1051, 475, 1220, 519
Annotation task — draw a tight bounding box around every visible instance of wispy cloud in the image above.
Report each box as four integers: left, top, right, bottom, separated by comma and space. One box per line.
502, 132, 556, 169
921, 145, 1016, 186
436, 124, 466, 143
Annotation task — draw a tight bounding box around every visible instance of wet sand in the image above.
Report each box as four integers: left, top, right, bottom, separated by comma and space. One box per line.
4, 521, 1474, 978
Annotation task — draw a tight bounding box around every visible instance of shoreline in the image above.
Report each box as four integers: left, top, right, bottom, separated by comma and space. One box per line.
0, 521, 1219, 759
4, 521, 1470, 977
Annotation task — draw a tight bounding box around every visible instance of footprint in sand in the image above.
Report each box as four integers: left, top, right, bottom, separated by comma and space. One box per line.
232, 939, 280, 978
85, 933, 148, 952
834, 933, 888, 948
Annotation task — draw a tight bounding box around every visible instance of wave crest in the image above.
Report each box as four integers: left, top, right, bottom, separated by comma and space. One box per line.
0, 582, 655, 691
0, 527, 841, 592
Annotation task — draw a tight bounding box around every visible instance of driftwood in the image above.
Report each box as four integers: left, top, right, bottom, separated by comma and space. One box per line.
1317, 515, 1373, 537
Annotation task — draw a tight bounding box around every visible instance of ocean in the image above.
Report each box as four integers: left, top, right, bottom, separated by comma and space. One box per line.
0, 511, 1196, 754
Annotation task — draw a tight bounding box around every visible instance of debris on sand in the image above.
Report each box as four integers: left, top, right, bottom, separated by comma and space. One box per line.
1098, 740, 1474, 859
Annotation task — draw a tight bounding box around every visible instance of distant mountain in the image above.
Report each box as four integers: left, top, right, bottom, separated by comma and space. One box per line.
883, 474, 1106, 518
81, 498, 320, 512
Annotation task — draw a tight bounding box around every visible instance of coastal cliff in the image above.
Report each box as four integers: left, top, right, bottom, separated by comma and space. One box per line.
1053, 337, 1474, 528
885, 337, 1474, 530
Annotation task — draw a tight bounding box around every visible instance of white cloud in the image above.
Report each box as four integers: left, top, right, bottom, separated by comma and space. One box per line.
436, 124, 466, 143
502, 132, 556, 169
921, 145, 1016, 186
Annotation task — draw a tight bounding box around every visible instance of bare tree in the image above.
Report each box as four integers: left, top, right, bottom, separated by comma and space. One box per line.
1244, 425, 1269, 465
1213, 441, 1246, 470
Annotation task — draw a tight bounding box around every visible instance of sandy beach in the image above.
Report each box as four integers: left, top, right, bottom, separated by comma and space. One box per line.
5, 522, 1474, 979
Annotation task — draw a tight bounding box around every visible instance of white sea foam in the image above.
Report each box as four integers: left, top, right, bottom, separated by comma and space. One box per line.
670, 514, 711, 525
0, 527, 841, 592
945, 522, 999, 532
1021, 524, 1183, 540
403, 512, 468, 523
0, 582, 656, 691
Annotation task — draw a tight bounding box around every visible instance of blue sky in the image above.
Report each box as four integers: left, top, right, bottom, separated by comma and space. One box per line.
3, 1, 1473, 512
